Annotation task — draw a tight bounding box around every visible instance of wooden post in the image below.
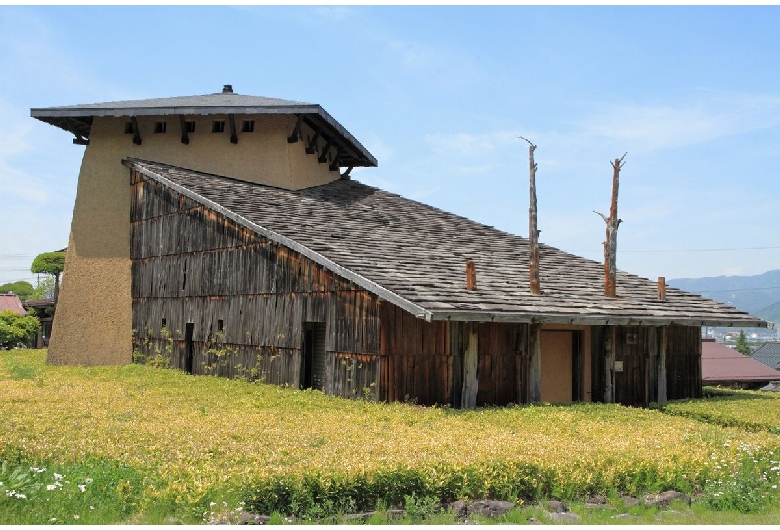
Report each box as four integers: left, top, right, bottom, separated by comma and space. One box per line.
595, 154, 626, 298
657, 326, 668, 404
648, 326, 658, 403
466, 260, 477, 291
604, 325, 615, 403
520, 136, 541, 295
528, 323, 542, 402
461, 324, 479, 409
515, 325, 527, 404
657, 277, 666, 301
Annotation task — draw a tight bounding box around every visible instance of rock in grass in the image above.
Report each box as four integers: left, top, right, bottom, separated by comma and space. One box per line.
586, 494, 607, 505
467, 500, 516, 518
621, 495, 640, 508
549, 512, 582, 523
584, 493, 610, 509
449, 500, 468, 517
644, 490, 691, 508
545, 500, 569, 513
611, 513, 641, 521
449, 500, 516, 518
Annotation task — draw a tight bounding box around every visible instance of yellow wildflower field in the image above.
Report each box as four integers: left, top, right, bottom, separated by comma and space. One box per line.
1, 350, 779, 512
660, 387, 780, 435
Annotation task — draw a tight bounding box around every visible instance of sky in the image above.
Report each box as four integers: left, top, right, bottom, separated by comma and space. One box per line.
1, 5, 780, 288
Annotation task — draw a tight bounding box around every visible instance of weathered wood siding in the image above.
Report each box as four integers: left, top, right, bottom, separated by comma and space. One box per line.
378, 302, 526, 406
130, 171, 381, 400
591, 324, 701, 406
665, 325, 702, 400
378, 302, 453, 405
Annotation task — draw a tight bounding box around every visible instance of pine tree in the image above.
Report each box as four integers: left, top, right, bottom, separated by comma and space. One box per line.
735, 329, 751, 356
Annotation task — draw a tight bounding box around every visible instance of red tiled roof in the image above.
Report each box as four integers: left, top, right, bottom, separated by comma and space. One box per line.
702, 340, 780, 383
0, 294, 26, 316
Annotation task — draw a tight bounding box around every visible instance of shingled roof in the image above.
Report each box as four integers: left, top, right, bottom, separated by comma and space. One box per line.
0, 293, 26, 316
31, 86, 376, 168
751, 342, 780, 370
702, 339, 780, 384
126, 158, 767, 328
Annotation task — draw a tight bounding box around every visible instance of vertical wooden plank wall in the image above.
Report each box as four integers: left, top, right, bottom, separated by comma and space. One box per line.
591, 324, 701, 406
377, 303, 526, 407
130, 172, 381, 399
665, 325, 702, 400
378, 303, 453, 405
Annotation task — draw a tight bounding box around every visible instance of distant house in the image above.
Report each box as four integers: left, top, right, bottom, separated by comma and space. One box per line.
31, 86, 767, 407
702, 339, 780, 389
23, 298, 55, 348
751, 342, 780, 371
0, 293, 26, 316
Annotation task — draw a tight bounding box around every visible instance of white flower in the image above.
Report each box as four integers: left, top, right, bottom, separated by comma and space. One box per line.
78, 484, 86, 493
84, 478, 93, 484
73, 514, 79, 520
46, 484, 57, 491
89, 506, 94, 510
53, 473, 63, 481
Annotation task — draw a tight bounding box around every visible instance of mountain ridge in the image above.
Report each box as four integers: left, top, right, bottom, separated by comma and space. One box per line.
669, 269, 780, 323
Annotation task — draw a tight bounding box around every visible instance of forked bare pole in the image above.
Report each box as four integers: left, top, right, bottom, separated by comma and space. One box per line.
519, 136, 541, 295
594, 153, 627, 298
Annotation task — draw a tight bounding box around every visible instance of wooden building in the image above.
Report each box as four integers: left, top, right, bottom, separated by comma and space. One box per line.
32, 87, 766, 407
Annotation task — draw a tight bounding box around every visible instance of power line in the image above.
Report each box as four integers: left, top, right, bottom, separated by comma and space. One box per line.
569, 246, 780, 254
689, 286, 780, 294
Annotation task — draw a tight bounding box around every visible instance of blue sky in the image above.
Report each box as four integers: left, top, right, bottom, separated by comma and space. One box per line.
2, 5, 780, 287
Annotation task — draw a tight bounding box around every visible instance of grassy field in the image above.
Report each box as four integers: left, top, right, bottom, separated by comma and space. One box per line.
2, 349, 780, 524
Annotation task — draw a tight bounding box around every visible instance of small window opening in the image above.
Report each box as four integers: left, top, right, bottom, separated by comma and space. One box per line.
212, 120, 225, 133
161, 318, 167, 328
124, 122, 134, 134
185, 120, 196, 133
182, 260, 187, 291
241, 120, 255, 133
154, 121, 167, 134
217, 319, 224, 332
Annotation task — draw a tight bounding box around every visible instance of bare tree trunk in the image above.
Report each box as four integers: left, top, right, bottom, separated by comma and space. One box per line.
53, 272, 60, 307
520, 136, 541, 295
595, 154, 626, 298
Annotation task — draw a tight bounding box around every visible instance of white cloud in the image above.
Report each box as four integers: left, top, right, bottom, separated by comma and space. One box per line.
723, 266, 746, 276
313, 7, 355, 22
572, 92, 780, 153
423, 131, 519, 157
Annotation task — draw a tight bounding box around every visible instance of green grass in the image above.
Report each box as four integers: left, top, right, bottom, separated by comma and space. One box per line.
656, 386, 780, 435
2, 349, 780, 524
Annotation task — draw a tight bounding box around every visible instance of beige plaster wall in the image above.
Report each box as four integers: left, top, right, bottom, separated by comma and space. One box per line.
47, 113, 342, 366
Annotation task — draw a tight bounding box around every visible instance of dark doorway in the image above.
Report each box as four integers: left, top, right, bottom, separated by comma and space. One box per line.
301, 322, 326, 390
184, 322, 194, 374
